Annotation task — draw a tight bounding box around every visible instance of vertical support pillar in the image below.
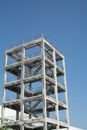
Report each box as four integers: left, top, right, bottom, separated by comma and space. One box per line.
29, 82, 32, 119
53, 50, 59, 130
1, 52, 7, 123
29, 67, 32, 119
42, 39, 47, 130
20, 47, 25, 130
20, 125, 24, 130
16, 93, 20, 120
62, 58, 69, 129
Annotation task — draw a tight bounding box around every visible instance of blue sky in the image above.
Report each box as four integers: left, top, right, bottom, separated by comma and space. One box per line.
0, 0, 87, 129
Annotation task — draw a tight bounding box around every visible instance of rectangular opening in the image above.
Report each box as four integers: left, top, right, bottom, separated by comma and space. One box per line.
59, 110, 67, 123
7, 49, 22, 65
5, 89, 19, 101
7, 55, 18, 65
32, 81, 42, 94
45, 50, 53, 62
25, 65, 30, 77
24, 82, 33, 97
6, 71, 19, 83
25, 45, 41, 59
57, 75, 64, 86
46, 65, 54, 79
46, 84, 56, 99
24, 99, 43, 120
56, 59, 63, 69
24, 81, 42, 98
45, 43, 53, 62
24, 61, 42, 78
46, 101, 56, 120
58, 92, 66, 104
56, 52, 63, 61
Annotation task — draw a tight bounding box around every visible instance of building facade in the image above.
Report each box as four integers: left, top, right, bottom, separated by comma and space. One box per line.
1, 38, 69, 130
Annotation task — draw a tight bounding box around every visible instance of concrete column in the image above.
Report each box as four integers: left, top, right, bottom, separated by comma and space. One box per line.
16, 92, 20, 120
1, 53, 7, 123
53, 50, 59, 130
42, 39, 47, 130
29, 82, 32, 119
20, 100, 24, 120
20, 124, 24, 130
20, 47, 25, 123
62, 58, 69, 129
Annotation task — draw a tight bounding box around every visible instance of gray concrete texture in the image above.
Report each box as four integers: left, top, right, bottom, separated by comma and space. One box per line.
1, 38, 69, 130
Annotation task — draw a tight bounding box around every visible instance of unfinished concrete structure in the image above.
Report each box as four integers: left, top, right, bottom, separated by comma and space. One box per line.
1, 38, 69, 130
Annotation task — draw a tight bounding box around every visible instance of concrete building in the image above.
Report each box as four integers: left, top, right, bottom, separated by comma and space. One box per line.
1, 38, 70, 130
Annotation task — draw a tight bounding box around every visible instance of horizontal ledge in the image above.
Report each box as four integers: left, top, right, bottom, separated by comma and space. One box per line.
4, 95, 43, 106
1, 118, 44, 127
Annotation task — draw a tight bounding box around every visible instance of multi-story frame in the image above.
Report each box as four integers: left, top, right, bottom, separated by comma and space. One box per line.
1, 38, 69, 130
